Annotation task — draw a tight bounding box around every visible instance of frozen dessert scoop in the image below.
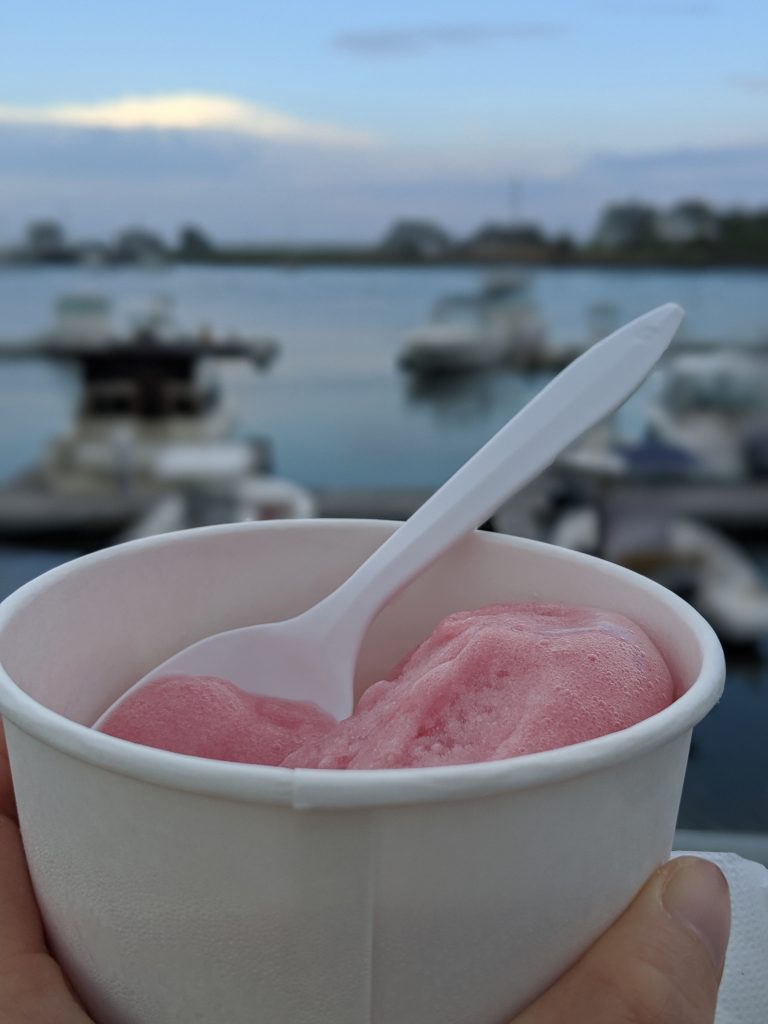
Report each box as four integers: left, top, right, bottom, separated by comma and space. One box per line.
93, 304, 684, 726
283, 603, 677, 769
97, 602, 676, 769
99, 675, 336, 765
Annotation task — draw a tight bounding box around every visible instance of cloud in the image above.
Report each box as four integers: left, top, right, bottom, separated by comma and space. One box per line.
731, 75, 768, 94
333, 22, 567, 55
0, 93, 374, 147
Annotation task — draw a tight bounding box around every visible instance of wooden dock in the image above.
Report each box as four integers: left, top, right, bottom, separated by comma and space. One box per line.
2, 469, 765, 552
312, 473, 768, 545
314, 476, 553, 539
314, 487, 431, 522
563, 474, 768, 535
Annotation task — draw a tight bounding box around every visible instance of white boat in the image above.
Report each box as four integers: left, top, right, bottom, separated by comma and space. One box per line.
648, 349, 768, 478
398, 274, 548, 374
551, 506, 768, 645
0, 295, 314, 547
557, 345, 768, 482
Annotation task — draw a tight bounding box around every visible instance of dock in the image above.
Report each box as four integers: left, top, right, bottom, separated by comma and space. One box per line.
314, 476, 553, 539
598, 479, 768, 530
314, 487, 431, 522
557, 462, 768, 537
6, 470, 764, 552
315, 470, 768, 538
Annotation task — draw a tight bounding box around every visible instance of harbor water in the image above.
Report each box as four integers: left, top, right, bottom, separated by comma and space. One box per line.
1, 264, 767, 833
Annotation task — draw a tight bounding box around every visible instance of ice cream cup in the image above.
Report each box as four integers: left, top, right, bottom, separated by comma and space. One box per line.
0, 520, 724, 1024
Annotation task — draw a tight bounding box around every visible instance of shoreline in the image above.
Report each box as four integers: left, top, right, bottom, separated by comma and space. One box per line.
4, 253, 768, 271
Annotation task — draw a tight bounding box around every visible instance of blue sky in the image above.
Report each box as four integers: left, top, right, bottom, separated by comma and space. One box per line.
2, 0, 768, 241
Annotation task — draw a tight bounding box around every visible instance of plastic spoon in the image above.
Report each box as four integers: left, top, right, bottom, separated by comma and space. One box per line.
96, 303, 684, 723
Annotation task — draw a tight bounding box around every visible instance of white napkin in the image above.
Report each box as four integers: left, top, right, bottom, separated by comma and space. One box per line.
673, 852, 768, 1024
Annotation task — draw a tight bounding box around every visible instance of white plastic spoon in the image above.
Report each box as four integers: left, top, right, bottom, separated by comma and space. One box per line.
96, 303, 684, 724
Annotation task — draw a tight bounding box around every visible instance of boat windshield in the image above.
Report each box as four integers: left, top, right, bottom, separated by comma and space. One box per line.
663, 357, 768, 413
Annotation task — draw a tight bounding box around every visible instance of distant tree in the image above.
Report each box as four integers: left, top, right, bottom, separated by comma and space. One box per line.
551, 233, 576, 258
25, 219, 69, 261
178, 224, 215, 259
506, 223, 545, 246
592, 202, 658, 249
655, 199, 719, 245
463, 222, 547, 258
110, 228, 167, 264
716, 207, 768, 261
380, 219, 452, 259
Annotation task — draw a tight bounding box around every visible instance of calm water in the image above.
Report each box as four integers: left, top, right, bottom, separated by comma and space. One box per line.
1, 264, 767, 831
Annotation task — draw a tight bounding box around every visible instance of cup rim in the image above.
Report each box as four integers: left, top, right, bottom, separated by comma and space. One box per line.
0, 520, 725, 810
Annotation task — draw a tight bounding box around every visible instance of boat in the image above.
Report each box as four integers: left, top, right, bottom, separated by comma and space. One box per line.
557, 342, 768, 484
646, 349, 768, 478
551, 505, 768, 645
0, 294, 315, 548
398, 273, 548, 374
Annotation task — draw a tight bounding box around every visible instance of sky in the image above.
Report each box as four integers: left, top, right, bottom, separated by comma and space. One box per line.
1, 0, 768, 242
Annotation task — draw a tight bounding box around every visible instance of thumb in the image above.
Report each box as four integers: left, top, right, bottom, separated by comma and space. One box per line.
517, 856, 730, 1024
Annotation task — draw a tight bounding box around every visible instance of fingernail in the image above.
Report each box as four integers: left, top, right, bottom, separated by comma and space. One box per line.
662, 857, 731, 975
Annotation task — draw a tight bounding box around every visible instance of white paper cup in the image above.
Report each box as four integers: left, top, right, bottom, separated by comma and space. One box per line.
0, 520, 724, 1024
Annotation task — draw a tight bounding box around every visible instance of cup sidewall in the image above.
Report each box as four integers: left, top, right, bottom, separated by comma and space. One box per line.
0, 521, 725, 1023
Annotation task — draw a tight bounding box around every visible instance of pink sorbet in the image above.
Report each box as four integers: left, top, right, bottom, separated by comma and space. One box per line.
98, 675, 336, 766
282, 602, 677, 769
95, 602, 676, 769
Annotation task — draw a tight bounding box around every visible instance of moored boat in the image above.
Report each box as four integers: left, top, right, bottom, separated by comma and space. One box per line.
0, 294, 313, 548
398, 274, 549, 374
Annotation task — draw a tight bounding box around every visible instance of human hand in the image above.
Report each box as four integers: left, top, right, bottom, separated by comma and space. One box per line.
0, 721, 93, 1022
513, 853, 729, 1023
1, 720, 728, 1024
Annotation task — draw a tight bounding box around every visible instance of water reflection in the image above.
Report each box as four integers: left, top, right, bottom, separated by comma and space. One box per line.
0, 545, 75, 601
679, 650, 768, 832
402, 369, 495, 420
